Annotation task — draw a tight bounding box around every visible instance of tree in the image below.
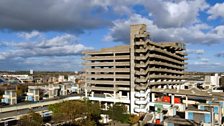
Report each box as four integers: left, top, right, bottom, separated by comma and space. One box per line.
85, 100, 101, 126
48, 100, 101, 126
128, 114, 140, 125
107, 103, 130, 123
49, 101, 86, 124
19, 110, 43, 126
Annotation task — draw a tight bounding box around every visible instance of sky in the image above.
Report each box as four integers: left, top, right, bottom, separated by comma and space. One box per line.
0, 0, 224, 72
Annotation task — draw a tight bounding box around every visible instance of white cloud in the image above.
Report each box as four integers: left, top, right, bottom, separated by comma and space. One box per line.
186, 49, 205, 54
187, 61, 224, 72
143, 0, 209, 27
212, 25, 224, 36
105, 14, 224, 45
0, 34, 92, 60
104, 14, 154, 42
198, 57, 209, 62
22, 56, 83, 71
92, 0, 141, 14
208, 2, 224, 19
18, 31, 41, 39
0, 0, 111, 32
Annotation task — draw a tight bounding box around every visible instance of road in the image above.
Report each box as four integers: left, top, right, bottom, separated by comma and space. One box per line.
0, 95, 82, 119
0, 106, 48, 119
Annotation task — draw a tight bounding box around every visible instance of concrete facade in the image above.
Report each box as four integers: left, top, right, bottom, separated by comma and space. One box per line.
83, 24, 186, 113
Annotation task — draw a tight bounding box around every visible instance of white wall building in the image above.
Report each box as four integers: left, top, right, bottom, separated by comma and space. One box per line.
3, 74, 33, 83
58, 75, 65, 83
26, 86, 40, 102
48, 84, 60, 98
205, 73, 220, 87
68, 75, 76, 83
1, 90, 17, 105
60, 84, 69, 95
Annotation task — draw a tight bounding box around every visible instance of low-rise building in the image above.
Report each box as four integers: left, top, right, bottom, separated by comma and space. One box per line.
26, 86, 40, 102
204, 73, 221, 87
48, 84, 60, 98
1, 90, 17, 105
59, 84, 69, 96
68, 75, 76, 83
3, 74, 33, 83
58, 75, 65, 83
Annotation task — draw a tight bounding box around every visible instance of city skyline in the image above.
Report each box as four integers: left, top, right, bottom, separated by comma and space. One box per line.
0, 0, 224, 72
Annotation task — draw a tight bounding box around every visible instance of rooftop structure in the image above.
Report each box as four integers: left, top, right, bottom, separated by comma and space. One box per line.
83, 24, 187, 114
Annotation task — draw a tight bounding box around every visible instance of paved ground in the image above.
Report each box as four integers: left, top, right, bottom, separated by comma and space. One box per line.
0, 106, 48, 119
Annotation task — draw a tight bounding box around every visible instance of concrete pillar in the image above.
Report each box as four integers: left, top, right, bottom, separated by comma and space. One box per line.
171, 95, 175, 104
105, 103, 108, 110
185, 96, 188, 107
113, 91, 116, 99
119, 91, 122, 97
151, 93, 155, 102
168, 85, 172, 89
91, 91, 94, 97
85, 89, 87, 97
211, 107, 214, 126
173, 85, 177, 89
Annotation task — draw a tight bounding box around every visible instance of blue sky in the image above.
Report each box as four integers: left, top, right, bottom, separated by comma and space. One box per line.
0, 0, 224, 72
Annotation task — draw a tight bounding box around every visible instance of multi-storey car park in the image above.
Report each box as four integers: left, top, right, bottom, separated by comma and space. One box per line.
83, 24, 187, 114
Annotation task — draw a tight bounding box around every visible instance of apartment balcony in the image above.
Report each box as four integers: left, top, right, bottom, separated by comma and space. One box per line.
83, 62, 130, 66
135, 94, 150, 104
153, 47, 186, 60
135, 100, 148, 105
135, 75, 183, 83
86, 80, 130, 86
85, 68, 130, 73
135, 61, 184, 70
135, 54, 185, 65
87, 87, 115, 92
135, 89, 150, 98
135, 81, 183, 90
135, 92, 146, 97
176, 51, 188, 56
135, 68, 184, 75
135, 41, 145, 45
134, 107, 147, 113
87, 86, 130, 92
85, 74, 130, 79
135, 46, 155, 53
117, 87, 130, 91
88, 93, 130, 103
84, 55, 130, 60
136, 46, 185, 60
